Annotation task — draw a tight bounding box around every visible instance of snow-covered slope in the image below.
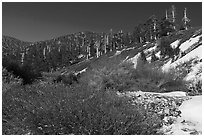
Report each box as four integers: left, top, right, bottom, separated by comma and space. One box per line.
162, 46, 202, 71
161, 29, 202, 83
179, 35, 201, 53
168, 96, 202, 135
170, 39, 181, 49
185, 62, 202, 82
127, 53, 140, 68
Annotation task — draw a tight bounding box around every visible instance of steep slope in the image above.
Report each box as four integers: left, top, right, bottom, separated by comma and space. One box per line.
64, 27, 202, 77
161, 28, 202, 90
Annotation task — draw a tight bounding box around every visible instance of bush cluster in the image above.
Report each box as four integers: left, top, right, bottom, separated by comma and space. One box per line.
87, 57, 187, 93
2, 67, 22, 84
187, 80, 202, 96
2, 67, 22, 93
86, 62, 135, 92
173, 58, 202, 95
53, 72, 79, 85
2, 82, 162, 135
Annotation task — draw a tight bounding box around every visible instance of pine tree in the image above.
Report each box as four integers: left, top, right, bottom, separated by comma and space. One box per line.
159, 17, 174, 36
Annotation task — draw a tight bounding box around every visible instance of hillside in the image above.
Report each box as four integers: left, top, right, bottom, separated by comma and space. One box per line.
2, 30, 127, 72
2, 27, 202, 135
56, 27, 202, 84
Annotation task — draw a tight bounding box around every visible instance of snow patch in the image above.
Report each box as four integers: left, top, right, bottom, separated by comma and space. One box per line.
169, 96, 202, 135
172, 46, 202, 66
127, 53, 140, 68
179, 35, 201, 52
122, 56, 129, 62
162, 59, 173, 72
162, 46, 202, 71
155, 51, 161, 58
115, 50, 122, 56
110, 47, 136, 58
125, 91, 186, 97
78, 54, 84, 59
185, 62, 202, 82
75, 68, 87, 75
109, 50, 123, 58
170, 39, 181, 49
147, 91, 186, 97
146, 56, 151, 62
144, 46, 157, 54
179, 96, 202, 131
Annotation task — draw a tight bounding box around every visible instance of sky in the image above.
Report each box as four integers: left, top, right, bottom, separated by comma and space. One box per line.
2, 2, 202, 42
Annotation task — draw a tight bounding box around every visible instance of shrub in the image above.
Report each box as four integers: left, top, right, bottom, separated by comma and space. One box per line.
2, 67, 22, 84
86, 56, 187, 93
86, 61, 136, 92
2, 81, 163, 135
131, 62, 188, 93
53, 72, 79, 85
173, 58, 202, 95
2, 67, 22, 93
2, 60, 42, 85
